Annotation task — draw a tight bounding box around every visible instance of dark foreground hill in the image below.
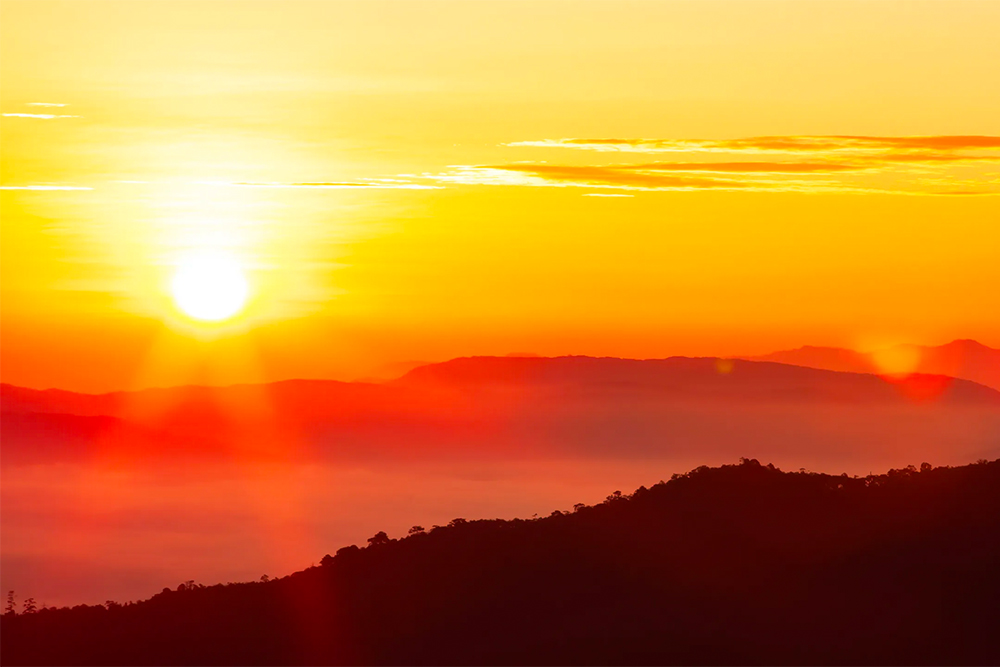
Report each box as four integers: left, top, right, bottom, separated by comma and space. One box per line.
3, 459, 1000, 666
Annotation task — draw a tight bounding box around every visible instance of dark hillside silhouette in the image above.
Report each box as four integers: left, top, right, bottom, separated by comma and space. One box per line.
3, 458, 999, 665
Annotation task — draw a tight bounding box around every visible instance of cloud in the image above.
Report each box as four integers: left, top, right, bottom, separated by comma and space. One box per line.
861, 152, 1000, 164
430, 158, 999, 195
481, 164, 748, 189
430, 165, 855, 193
507, 136, 1000, 155
229, 181, 442, 190
469, 135, 1000, 195
26, 102, 68, 107
934, 190, 997, 196
0, 185, 93, 191
617, 161, 866, 173
2, 113, 79, 119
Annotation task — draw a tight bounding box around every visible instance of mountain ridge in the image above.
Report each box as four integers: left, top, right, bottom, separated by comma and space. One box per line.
3, 336, 996, 397
3, 458, 998, 665
4, 356, 998, 469
4, 352, 999, 407
743, 338, 1000, 391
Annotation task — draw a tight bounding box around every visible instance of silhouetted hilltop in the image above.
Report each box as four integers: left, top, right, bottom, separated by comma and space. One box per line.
748, 339, 1000, 391
3, 458, 999, 665
5, 354, 997, 420
748, 345, 874, 374
395, 354, 1000, 403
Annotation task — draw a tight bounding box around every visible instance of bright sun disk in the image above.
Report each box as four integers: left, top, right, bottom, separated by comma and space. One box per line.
171, 250, 249, 321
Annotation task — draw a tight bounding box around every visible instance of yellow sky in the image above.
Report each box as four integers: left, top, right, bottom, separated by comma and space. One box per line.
2, 0, 999, 392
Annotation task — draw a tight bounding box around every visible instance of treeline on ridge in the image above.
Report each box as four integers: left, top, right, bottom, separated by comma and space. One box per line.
3, 458, 999, 665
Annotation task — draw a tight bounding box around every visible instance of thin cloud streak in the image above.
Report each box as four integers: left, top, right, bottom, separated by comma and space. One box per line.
230, 181, 442, 190
431, 163, 997, 196
430, 165, 867, 194
0, 185, 94, 191
478, 135, 1000, 195
482, 164, 751, 189
865, 152, 1000, 164
616, 162, 867, 173
508, 136, 1000, 154
2, 113, 80, 119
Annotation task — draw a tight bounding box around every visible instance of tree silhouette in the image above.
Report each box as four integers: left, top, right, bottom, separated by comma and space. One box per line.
2, 458, 999, 666
4, 591, 15, 616
367, 531, 390, 547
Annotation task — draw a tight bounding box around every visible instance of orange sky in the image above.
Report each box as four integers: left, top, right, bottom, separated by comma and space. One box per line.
2, 0, 999, 392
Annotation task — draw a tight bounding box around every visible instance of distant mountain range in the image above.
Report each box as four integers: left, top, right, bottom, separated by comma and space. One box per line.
396, 353, 998, 402
3, 355, 998, 471
744, 339, 1000, 391
3, 350, 1000, 622
3, 458, 998, 665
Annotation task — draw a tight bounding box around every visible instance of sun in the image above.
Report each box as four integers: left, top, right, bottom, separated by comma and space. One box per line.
171, 250, 249, 321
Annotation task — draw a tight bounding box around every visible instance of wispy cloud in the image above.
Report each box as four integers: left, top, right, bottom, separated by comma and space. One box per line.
935, 190, 998, 196
454, 135, 1000, 195
859, 151, 1000, 165
0, 185, 94, 191
429, 165, 855, 193
229, 181, 442, 190
507, 136, 1000, 154
616, 161, 867, 173
475, 164, 747, 189
2, 113, 79, 119
26, 102, 68, 107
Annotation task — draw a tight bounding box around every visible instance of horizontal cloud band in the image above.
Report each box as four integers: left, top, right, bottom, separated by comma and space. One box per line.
508, 135, 1000, 154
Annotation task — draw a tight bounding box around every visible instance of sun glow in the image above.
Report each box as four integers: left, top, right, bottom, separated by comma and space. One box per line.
871, 345, 921, 377
171, 250, 249, 322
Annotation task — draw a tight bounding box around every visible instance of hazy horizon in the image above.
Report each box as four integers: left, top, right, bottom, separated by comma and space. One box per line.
2, 336, 996, 394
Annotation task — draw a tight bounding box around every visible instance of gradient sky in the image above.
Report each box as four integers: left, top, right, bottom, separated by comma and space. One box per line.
2, 0, 999, 392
